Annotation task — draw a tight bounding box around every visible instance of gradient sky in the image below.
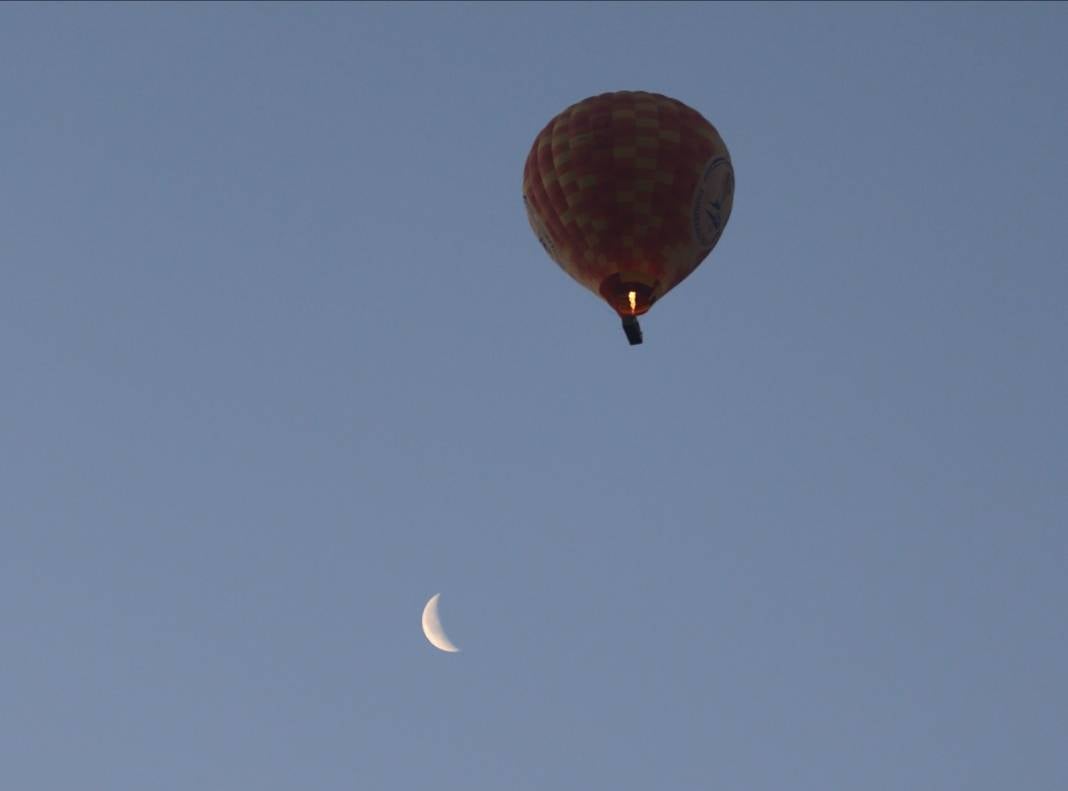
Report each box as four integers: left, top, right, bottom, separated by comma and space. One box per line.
2, 3, 1066, 789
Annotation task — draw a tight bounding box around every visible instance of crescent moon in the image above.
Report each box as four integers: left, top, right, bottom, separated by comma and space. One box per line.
421, 593, 460, 653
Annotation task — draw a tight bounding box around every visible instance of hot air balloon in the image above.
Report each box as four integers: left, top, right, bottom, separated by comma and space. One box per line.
522, 91, 734, 345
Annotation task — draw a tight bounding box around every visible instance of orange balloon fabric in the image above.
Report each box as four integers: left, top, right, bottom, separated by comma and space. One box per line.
523, 91, 734, 321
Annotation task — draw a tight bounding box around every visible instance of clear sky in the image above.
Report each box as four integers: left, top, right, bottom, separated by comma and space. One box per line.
2, 3, 1066, 789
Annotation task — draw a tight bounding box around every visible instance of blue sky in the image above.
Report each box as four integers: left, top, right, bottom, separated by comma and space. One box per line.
2, 3, 1066, 789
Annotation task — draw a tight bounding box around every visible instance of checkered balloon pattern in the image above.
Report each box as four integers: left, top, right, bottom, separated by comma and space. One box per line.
523, 91, 734, 318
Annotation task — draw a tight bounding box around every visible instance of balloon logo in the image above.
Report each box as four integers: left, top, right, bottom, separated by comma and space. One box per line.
522, 91, 734, 345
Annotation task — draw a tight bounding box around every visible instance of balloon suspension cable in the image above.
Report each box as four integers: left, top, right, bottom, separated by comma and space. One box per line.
622, 315, 643, 345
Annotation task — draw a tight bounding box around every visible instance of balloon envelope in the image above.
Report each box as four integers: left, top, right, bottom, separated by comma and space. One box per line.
522, 91, 734, 331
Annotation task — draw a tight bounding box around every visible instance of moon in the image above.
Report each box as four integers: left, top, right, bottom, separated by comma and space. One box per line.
421, 593, 460, 653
